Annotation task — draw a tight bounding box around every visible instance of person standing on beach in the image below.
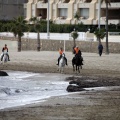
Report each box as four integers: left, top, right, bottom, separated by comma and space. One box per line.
98, 43, 103, 56
1, 44, 10, 61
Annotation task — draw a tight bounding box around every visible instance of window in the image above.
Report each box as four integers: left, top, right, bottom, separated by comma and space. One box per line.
80, 8, 89, 19
59, 8, 68, 18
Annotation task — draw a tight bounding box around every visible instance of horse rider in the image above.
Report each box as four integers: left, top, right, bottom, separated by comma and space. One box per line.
74, 46, 83, 65
1, 44, 10, 61
56, 47, 68, 65
74, 46, 81, 56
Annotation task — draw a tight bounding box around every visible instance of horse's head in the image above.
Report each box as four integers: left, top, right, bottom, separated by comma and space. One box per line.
78, 50, 81, 56
62, 53, 65, 57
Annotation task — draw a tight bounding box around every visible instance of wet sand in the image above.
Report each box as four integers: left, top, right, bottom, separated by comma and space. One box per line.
0, 51, 120, 120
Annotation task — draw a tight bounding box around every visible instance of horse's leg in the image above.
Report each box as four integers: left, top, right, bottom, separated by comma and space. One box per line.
76, 65, 78, 73
59, 66, 61, 72
73, 64, 75, 72
78, 66, 80, 73
81, 65, 82, 69
2, 57, 5, 65
61, 67, 64, 73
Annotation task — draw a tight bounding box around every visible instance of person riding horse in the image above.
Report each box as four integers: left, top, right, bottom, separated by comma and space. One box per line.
1, 44, 10, 61
56, 47, 68, 66
73, 46, 83, 65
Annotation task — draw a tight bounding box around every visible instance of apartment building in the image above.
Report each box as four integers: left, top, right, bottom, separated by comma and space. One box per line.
24, 0, 120, 25
0, 0, 28, 20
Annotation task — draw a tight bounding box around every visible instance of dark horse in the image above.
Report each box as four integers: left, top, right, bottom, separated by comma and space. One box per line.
72, 50, 83, 73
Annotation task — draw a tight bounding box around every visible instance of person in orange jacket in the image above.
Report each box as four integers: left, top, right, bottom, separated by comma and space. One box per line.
1, 44, 10, 61
56, 47, 68, 65
73, 46, 83, 65
74, 46, 80, 55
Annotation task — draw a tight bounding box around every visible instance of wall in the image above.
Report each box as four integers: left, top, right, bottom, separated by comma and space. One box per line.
0, 37, 120, 53
0, 40, 17, 52
21, 38, 120, 53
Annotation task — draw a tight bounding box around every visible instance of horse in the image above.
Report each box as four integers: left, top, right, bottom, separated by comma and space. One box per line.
58, 53, 67, 73
1, 52, 8, 65
72, 51, 83, 73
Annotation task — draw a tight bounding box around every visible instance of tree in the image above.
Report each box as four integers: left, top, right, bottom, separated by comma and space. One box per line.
101, 0, 111, 54
74, 11, 80, 21
29, 17, 41, 51
74, 11, 80, 24
11, 16, 28, 52
71, 30, 79, 47
94, 28, 106, 44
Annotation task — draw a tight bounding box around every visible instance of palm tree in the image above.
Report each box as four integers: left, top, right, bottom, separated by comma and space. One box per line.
71, 29, 79, 48
74, 10, 80, 24
74, 11, 80, 20
29, 17, 41, 51
101, 0, 111, 54
11, 16, 28, 52
94, 28, 106, 45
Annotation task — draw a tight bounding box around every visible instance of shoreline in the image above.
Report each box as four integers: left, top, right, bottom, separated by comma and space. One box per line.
1, 63, 120, 78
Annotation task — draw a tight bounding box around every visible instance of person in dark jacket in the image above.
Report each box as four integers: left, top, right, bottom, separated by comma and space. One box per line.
98, 43, 103, 56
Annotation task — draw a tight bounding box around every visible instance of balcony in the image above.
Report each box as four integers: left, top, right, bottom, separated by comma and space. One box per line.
55, 19, 66, 24
58, 3, 68, 8
100, 2, 120, 9
37, 0, 48, 8
110, 2, 120, 8
109, 20, 120, 24
78, 3, 89, 8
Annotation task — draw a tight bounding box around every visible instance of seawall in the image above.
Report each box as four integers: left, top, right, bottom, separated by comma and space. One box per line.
0, 37, 120, 53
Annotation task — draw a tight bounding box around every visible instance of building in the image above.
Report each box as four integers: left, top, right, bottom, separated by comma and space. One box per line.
0, 0, 28, 20
24, 0, 120, 25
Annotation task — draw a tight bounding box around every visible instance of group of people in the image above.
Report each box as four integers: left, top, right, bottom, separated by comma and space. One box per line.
1, 43, 103, 64
57, 46, 84, 66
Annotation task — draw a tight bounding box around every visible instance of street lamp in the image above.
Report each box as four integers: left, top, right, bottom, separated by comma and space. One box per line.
98, 0, 101, 29
47, 0, 50, 39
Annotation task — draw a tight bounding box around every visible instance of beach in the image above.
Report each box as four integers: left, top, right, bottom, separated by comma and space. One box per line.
0, 51, 120, 120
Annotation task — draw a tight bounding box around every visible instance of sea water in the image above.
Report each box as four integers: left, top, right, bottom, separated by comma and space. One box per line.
0, 71, 70, 110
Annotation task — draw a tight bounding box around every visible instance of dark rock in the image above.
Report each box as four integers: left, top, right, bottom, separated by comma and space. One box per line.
2, 88, 11, 95
15, 89, 20, 93
0, 71, 8, 76
69, 80, 101, 88
66, 76, 120, 93
66, 85, 85, 92
69, 80, 79, 85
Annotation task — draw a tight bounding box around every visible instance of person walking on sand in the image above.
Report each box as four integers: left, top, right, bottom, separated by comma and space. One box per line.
98, 43, 103, 56
1, 44, 10, 61
56, 47, 68, 65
